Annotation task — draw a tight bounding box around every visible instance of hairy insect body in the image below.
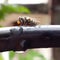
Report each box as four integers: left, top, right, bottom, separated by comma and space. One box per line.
13, 16, 39, 26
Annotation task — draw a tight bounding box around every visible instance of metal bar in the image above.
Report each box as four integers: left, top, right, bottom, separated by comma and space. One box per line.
0, 25, 60, 51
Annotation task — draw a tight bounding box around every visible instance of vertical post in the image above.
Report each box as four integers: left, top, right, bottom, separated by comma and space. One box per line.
50, 0, 60, 24
53, 48, 60, 60
48, 0, 52, 24
48, 0, 60, 60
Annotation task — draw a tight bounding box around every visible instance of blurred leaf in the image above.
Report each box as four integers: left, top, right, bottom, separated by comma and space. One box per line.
19, 50, 46, 60
0, 25, 3, 27
15, 6, 31, 14
0, 10, 5, 20
1, 5, 17, 14
0, 54, 3, 60
1, 5, 30, 14
19, 54, 25, 60
0, 5, 31, 20
9, 51, 15, 60
26, 50, 46, 60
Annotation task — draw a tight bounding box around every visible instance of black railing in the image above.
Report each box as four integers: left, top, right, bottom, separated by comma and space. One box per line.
0, 25, 60, 52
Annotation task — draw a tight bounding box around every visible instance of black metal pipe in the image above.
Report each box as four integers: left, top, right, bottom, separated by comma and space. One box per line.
0, 25, 60, 52
1, 25, 60, 38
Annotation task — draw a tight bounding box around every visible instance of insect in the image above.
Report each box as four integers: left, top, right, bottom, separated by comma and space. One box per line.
13, 16, 38, 26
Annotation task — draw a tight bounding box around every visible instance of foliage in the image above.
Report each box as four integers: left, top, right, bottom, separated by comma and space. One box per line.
2, 5, 30, 14
0, 9, 5, 20
9, 50, 46, 60
0, 25, 3, 27
9, 51, 15, 60
19, 50, 46, 60
0, 54, 3, 60
15, 6, 31, 14
0, 5, 30, 20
